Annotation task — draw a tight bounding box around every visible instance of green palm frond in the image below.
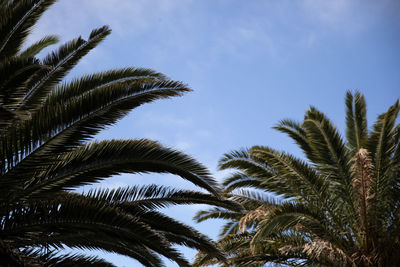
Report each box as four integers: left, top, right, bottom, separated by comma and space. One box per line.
250, 145, 329, 201
253, 202, 348, 250
368, 100, 399, 182
303, 107, 352, 183
273, 119, 314, 159
219, 149, 274, 178
345, 90, 368, 153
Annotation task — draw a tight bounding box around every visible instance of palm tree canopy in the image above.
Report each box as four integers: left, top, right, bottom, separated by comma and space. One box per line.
194, 91, 400, 267
0, 1, 236, 266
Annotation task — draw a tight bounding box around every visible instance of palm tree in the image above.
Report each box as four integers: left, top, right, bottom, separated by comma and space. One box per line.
194, 91, 400, 266
0, 1, 234, 266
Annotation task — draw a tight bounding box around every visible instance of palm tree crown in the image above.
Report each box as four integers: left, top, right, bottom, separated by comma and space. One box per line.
194, 91, 400, 267
0, 1, 234, 266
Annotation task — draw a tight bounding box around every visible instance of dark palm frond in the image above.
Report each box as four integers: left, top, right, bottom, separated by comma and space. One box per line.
25, 238, 164, 267
2, 199, 165, 248
222, 172, 263, 192
193, 208, 243, 223
46, 67, 167, 105
0, 0, 57, 59
55, 242, 165, 267
1, 80, 191, 184
19, 35, 59, 58
2, 196, 194, 266
20, 25, 111, 111
136, 211, 227, 263
19, 140, 220, 200
0, 56, 46, 110
23, 249, 117, 267
45, 254, 117, 267
85, 184, 236, 211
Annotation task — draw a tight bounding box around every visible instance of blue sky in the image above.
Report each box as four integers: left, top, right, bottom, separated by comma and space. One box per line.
29, 0, 399, 266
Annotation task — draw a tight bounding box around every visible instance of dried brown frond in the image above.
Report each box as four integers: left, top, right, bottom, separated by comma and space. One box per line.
351, 252, 375, 267
239, 205, 271, 233
351, 148, 374, 208
302, 240, 353, 267
351, 148, 375, 251
279, 240, 353, 266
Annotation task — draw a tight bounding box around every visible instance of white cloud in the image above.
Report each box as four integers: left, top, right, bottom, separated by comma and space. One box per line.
29, 0, 189, 41
212, 24, 278, 60
300, 0, 394, 34
139, 112, 192, 127
175, 140, 192, 150
302, 0, 353, 27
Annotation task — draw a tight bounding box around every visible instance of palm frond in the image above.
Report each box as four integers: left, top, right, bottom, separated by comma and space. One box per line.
19, 34, 59, 58
345, 90, 368, 153
86, 184, 235, 210
222, 172, 262, 192
0, 0, 57, 58
46, 67, 167, 105
19, 25, 111, 111
2, 80, 190, 185
23, 249, 117, 267
20, 140, 219, 199
368, 100, 399, 183
0, 56, 46, 110
2, 197, 192, 266
253, 202, 349, 252
193, 208, 243, 223
273, 119, 314, 159
351, 148, 374, 250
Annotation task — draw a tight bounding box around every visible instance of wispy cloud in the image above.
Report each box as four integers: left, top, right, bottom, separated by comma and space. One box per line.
30, 0, 188, 39
139, 111, 192, 127
301, 0, 399, 34
302, 0, 354, 27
